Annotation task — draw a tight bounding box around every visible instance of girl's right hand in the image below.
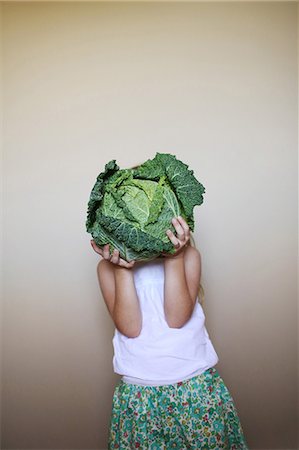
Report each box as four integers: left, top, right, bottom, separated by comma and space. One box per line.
90, 240, 135, 269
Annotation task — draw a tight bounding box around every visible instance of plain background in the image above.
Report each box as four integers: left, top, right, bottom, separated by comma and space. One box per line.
0, 1, 298, 449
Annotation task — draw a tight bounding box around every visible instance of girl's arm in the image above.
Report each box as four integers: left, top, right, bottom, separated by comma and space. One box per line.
91, 242, 142, 338
163, 217, 201, 328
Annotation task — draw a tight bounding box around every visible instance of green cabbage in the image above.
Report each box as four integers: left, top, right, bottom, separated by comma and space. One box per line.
86, 153, 205, 262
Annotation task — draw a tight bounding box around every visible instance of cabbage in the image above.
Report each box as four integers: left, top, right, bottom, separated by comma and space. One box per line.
86, 153, 205, 262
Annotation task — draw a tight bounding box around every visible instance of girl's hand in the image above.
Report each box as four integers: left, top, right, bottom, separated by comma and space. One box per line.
162, 216, 191, 258
90, 240, 135, 269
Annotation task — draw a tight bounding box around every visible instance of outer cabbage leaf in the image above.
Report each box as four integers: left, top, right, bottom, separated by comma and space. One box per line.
86, 160, 119, 233
97, 212, 174, 258
91, 219, 154, 261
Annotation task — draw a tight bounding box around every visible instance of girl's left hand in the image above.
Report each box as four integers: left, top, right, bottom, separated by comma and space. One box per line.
162, 216, 190, 257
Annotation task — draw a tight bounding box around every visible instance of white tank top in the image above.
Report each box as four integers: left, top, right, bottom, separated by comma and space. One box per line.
112, 258, 219, 386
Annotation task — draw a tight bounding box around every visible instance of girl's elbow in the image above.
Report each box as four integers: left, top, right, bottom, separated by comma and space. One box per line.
116, 324, 142, 338
167, 322, 184, 329
166, 315, 191, 329
165, 306, 194, 328
127, 328, 142, 338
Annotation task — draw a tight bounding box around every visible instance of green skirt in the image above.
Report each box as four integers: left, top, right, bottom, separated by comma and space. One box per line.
108, 367, 249, 449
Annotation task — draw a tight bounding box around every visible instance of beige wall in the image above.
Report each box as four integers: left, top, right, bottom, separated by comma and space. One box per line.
1, 2, 298, 449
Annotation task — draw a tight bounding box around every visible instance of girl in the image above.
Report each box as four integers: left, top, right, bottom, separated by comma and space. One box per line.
91, 216, 249, 449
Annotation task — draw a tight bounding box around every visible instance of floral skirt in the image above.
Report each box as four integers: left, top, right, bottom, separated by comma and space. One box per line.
108, 367, 249, 449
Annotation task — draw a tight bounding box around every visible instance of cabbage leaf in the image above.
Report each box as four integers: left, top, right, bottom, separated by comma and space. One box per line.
86, 153, 205, 261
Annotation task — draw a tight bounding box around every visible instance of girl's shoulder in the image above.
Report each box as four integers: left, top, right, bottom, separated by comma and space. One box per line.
97, 259, 115, 291
184, 244, 201, 261
183, 245, 201, 278
185, 245, 201, 263
97, 258, 113, 275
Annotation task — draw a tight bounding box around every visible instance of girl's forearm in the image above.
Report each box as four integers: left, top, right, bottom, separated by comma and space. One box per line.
113, 267, 142, 338
163, 252, 194, 328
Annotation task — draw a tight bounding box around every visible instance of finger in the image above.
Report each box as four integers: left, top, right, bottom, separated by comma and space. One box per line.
119, 259, 135, 269
90, 240, 103, 255
172, 217, 185, 240
110, 249, 120, 264
166, 229, 180, 248
103, 244, 110, 260
176, 220, 190, 246
177, 216, 190, 236
126, 259, 135, 267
